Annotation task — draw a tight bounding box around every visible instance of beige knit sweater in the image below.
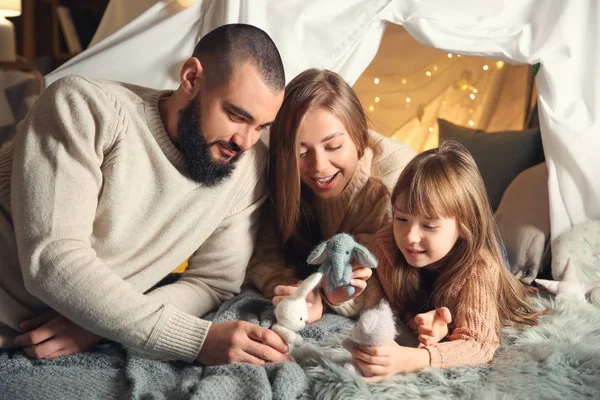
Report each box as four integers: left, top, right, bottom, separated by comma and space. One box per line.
0, 76, 267, 362
246, 131, 415, 297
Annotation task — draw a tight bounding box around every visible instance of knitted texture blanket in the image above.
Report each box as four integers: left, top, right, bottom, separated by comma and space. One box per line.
2, 292, 600, 399
0, 289, 354, 400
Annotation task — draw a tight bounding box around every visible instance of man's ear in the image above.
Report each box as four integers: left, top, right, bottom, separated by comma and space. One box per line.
179, 57, 204, 98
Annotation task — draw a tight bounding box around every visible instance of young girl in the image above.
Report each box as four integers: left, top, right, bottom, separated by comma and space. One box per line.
327, 140, 541, 381
245, 69, 415, 320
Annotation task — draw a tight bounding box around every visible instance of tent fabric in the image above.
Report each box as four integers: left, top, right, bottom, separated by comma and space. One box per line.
45, 0, 599, 244
382, 0, 599, 241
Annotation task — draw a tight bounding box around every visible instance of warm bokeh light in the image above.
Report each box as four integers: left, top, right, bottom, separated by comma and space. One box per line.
176, 0, 198, 6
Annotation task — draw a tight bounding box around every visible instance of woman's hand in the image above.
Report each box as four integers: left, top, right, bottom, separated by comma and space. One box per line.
351, 342, 431, 382
272, 281, 324, 323
323, 265, 372, 305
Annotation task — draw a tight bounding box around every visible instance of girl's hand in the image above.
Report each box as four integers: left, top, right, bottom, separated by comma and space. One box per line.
272, 282, 324, 323
413, 307, 452, 347
323, 265, 372, 305
351, 342, 430, 382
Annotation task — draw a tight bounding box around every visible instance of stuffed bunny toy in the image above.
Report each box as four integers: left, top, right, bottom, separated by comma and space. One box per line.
342, 299, 397, 376
535, 259, 600, 303
272, 272, 324, 350
307, 233, 378, 295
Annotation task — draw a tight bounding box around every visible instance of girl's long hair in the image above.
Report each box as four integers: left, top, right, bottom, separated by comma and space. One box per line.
389, 140, 539, 333
269, 69, 368, 274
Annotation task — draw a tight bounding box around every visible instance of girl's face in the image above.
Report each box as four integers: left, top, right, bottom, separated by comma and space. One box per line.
298, 108, 359, 200
392, 199, 461, 268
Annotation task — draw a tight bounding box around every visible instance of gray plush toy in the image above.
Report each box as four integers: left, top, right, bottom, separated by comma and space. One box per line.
342, 300, 397, 376
306, 233, 378, 295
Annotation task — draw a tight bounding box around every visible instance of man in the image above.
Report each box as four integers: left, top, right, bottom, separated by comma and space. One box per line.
0, 23, 289, 366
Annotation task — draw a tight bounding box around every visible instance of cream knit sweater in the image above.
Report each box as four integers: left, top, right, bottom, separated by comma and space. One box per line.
0, 76, 267, 362
246, 131, 415, 297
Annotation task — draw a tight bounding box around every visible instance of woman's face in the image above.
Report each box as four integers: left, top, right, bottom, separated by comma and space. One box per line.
297, 108, 359, 200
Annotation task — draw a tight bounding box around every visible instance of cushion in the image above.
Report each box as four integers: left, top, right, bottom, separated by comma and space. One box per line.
495, 163, 550, 283
438, 119, 545, 211
552, 220, 600, 282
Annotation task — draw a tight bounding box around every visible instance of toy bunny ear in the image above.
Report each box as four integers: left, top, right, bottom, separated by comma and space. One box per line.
293, 272, 324, 299
352, 243, 378, 268
534, 278, 560, 294
307, 242, 328, 265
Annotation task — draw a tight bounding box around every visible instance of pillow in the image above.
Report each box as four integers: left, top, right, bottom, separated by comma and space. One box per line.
551, 220, 600, 283
438, 119, 545, 211
495, 163, 550, 283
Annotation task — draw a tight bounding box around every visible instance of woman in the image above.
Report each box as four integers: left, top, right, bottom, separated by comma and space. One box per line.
246, 69, 415, 320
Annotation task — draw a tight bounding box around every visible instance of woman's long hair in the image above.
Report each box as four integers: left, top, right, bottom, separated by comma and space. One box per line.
388, 140, 539, 333
269, 69, 368, 274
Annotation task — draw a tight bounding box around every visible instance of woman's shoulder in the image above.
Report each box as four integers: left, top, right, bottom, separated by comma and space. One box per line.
358, 176, 392, 204
367, 130, 416, 192
370, 225, 397, 264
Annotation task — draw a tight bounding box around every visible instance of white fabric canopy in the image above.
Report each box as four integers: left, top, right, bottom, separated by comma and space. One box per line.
46, 0, 600, 243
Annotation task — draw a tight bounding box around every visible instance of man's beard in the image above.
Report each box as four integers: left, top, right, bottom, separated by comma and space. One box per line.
177, 95, 244, 186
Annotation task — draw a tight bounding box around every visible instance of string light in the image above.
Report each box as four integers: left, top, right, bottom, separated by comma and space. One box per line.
356, 49, 503, 138
177, 0, 197, 6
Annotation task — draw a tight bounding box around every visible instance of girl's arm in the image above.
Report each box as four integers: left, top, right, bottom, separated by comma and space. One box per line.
423, 266, 500, 368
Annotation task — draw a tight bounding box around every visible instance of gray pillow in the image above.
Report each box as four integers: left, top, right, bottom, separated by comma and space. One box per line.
495, 163, 550, 283
438, 119, 545, 211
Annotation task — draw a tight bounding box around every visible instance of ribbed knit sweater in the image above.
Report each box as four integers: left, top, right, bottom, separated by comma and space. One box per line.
0, 76, 268, 362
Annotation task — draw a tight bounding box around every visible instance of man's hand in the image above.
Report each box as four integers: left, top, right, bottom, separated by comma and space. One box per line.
197, 321, 290, 366
14, 309, 101, 359
272, 281, 324, 323
352, 341, 430, 382
323, 265, 372, 305
413, 307, 452, 347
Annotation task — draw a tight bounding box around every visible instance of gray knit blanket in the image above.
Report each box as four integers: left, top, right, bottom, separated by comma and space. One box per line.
0, 289, 354, 400
2, 292, 600, 400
